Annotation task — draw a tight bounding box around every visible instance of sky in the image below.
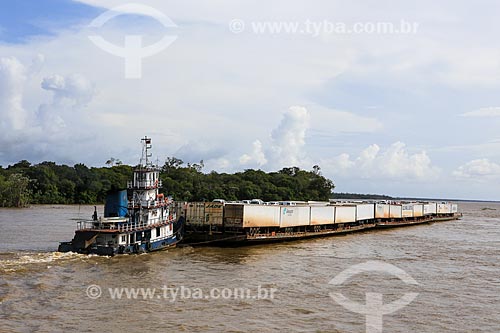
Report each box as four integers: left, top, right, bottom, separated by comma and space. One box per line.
1, 0, 500, 200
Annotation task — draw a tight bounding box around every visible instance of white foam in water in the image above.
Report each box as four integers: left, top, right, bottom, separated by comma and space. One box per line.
0, 251, 87, 272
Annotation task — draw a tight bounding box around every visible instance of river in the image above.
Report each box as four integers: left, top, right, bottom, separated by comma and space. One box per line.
0, 202, 499, 332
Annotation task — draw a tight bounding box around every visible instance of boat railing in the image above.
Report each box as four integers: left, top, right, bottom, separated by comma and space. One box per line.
128, 199, 165, 208
127, 180, 162, 189
77, 219, 174, 232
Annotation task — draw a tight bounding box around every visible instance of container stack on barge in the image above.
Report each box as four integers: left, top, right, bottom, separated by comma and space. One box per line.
178, 200, 460, 245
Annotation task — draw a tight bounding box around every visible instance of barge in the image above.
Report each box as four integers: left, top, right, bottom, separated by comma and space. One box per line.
178, 201, 461, 246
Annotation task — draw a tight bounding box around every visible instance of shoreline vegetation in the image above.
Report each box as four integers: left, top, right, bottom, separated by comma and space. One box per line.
3, 159, 491, 208
0, 158, 335, 208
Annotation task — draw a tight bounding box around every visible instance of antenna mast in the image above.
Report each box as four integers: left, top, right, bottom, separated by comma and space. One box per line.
140, 136, 153, 167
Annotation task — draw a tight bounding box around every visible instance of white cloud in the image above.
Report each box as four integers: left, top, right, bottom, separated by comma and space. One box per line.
239, 106, 310, 169
0, 57, 28, 131
37, 73, 96, 132
356, 144, 380, 170
41, 74, 95, 106
269, 106, 310, 167
28, 54, 45, 76
324, 142, 440, 180
332, 153, 355, 172
0, 56, 102, 163
240, 140, 267, 166
461, 107, 500, 118
239, 105, 383, 169
453, 159, 500, 178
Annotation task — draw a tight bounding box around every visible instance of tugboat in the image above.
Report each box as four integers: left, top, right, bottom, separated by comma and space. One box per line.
58, 137, 183, 255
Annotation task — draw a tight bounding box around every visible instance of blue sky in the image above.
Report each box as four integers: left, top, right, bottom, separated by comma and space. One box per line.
1, 0, 500, 200
0, 0, 101, 43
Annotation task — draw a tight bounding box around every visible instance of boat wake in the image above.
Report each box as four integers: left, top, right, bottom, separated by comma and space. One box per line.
0, 251, 91, 273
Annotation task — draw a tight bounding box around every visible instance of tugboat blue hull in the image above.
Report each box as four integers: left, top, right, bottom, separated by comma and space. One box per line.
58, 233, 182, 256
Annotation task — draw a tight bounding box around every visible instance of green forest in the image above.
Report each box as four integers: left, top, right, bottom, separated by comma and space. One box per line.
0, 158, 335, 207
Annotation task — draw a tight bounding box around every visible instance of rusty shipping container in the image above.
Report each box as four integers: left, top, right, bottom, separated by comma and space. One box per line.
356, 204, 375, 221
244, 205, 281, 228
334, 205, 356, 223
310, 206, 335, 225
389, 205, 403, 218
402, 204, 414, 218
224, 204, 281, 228
186, 202, 205, 226
204, 202, 224, 226
413, 203, 424, 217
280, 206, 311, 227
375, 204, 390, 218
223, 203, 244, 228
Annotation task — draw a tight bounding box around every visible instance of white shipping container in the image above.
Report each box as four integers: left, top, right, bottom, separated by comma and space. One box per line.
402, 204, 414, 218
310, 206, 335, 225
356, 204, 375, 221
334, 205, 356, 223
437, 203, 451, 214
375, 204, 390, 218
413, 204, 424, 217
280, 206, 311, 227
243, 205, 281, 228
424, 203, 437, 215
389, 205, 403, 218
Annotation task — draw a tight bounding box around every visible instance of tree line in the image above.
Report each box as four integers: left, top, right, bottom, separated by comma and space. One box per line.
0, 158, 335, 207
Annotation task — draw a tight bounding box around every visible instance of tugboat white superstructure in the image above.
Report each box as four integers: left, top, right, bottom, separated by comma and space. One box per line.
58, 137, 183, 255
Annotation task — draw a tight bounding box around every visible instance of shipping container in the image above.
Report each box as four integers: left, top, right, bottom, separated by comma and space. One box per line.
413, 204, 424, 217
173, 201, 187, 219
244, 205, 281, 228
204, 202, 224, 226
224, 204, 281, 228
424, 203, 437, 215
280, 206, 311, 227
451, 204, 458, 213
389, 205, 403, 218
186, 202, 205, 225
437, 203, 451, 214
223, 203, 244, 228
375, 204, 390, 219
402, 204, 414, 218
334, 205, 356, 223
356, 204, 375, 221
310, 206, 335, 225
